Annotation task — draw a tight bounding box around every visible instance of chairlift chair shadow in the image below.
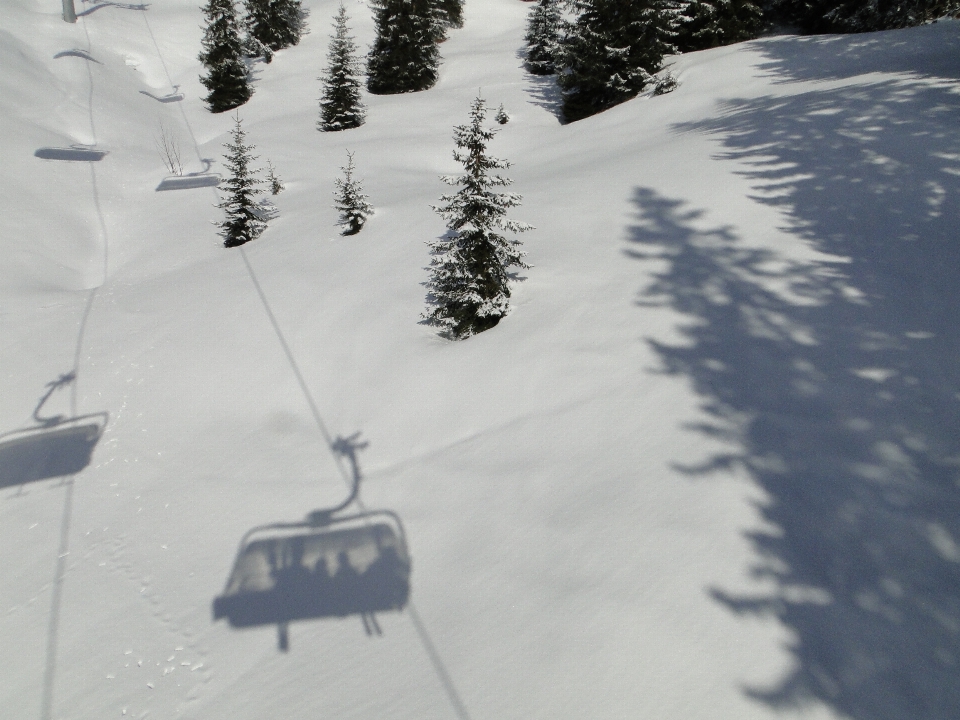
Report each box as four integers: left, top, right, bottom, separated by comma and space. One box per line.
0, 373, 108, 489
213, 434, 411, 649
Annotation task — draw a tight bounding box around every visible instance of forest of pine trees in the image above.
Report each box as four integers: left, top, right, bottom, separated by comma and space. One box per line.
195, 0, 957, 334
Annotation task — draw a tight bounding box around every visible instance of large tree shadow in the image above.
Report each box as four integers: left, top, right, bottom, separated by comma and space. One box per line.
628, 50, 960, 720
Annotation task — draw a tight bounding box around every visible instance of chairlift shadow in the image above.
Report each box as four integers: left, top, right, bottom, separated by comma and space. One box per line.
35, 146, 108, 162
139, 89, 185, 104
78, 2, 149, 17
213, 433, 411, 650
156, 173, 220, 191
0, 373, 107, 490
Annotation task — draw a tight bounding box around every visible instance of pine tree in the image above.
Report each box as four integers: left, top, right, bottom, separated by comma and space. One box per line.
218, 115, 267, 247
266, 159, 284, 194
319, 4, 366, 131
437, 0, 465, 29
524, 0, 564, 75
243, 0, 304, 53
367, 0, 442, 95
424, 97, 533, 339
199, 0, 252, 113
772, 0, 957, 33
671, 0, 762, 53
333, 151, 373, 235
558, 0, 673, 122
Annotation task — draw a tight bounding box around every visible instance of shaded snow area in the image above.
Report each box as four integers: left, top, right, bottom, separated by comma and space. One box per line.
2, 0, 959, 718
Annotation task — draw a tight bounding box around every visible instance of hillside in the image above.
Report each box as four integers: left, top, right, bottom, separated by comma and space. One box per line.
2, 2, 959, 719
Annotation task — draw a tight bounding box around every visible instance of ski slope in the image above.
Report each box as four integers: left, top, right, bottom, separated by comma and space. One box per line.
2, 1, 959, 719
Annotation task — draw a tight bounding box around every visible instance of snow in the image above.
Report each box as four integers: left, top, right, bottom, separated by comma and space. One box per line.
2, 1, 959, 719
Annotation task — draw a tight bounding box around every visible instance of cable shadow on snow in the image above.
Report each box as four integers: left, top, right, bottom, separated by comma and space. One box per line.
627, 72, 960, 720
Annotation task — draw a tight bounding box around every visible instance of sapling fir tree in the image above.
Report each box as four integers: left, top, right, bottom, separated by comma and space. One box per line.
367, 0, 442, 94
266, 159, 284, 194
524, 0, 564, 75
424, 97, 533, 339
217, 115, 267, 247
199, 0, 252, 112
558, 0, 673, 122
243, 0, 304, 53
333, 151, 373, 235
319, 4, 366, 131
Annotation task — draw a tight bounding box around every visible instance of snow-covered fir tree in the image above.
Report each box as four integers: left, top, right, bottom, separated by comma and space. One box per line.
436, 0, 465, 29
671, 0, 762, 52
524, 0, 564, 75
199, 0, 252, 113
217, 115, 266, 247
243, 0, 304, 53
367, 0, 442, 94
266, 160, 284, 194
424, 97, 533, 339
558, 0, 673, 122
319, 4, 366, 131
333, 151, 373, 235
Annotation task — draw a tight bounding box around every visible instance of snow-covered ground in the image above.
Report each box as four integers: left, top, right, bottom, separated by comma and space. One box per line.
2, 1, 959, 719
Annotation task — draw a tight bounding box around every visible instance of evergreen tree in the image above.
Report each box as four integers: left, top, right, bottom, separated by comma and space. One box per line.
199, 0, 252, 113
266, 159, 284, 194
558, 0, 673, 122
333, 151, 373, 235
672, 0, 762, 52
424, 97, 532, 339
319, 4, 366, 131
524, 0, 564, 75
367, 0, 442, 94
217, 115, 267, 247
243, 0, 304, 53
437, 0, 465, 29
772, 0, 957, 33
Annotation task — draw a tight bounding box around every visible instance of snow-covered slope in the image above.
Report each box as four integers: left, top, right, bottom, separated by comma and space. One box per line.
2, 1, 959, 719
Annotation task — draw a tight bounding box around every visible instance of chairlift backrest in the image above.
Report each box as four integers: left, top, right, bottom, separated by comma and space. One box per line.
0, 417, 106, 488
214, 516, 411, 627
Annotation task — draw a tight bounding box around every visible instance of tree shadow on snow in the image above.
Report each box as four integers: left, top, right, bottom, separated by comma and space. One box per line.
627, 66, 960, 720
515, 48, 564, 121
745, 21, 960, 86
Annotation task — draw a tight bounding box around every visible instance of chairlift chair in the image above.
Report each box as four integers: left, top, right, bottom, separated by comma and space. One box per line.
213, 435, 411, 646
0, 373, 108, 488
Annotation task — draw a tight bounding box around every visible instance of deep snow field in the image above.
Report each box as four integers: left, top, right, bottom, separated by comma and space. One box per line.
2, 1, 960, 719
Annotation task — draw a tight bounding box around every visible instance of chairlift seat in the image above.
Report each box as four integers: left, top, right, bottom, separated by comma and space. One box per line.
213, 513, 411, 628
0, 416, 106, 488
